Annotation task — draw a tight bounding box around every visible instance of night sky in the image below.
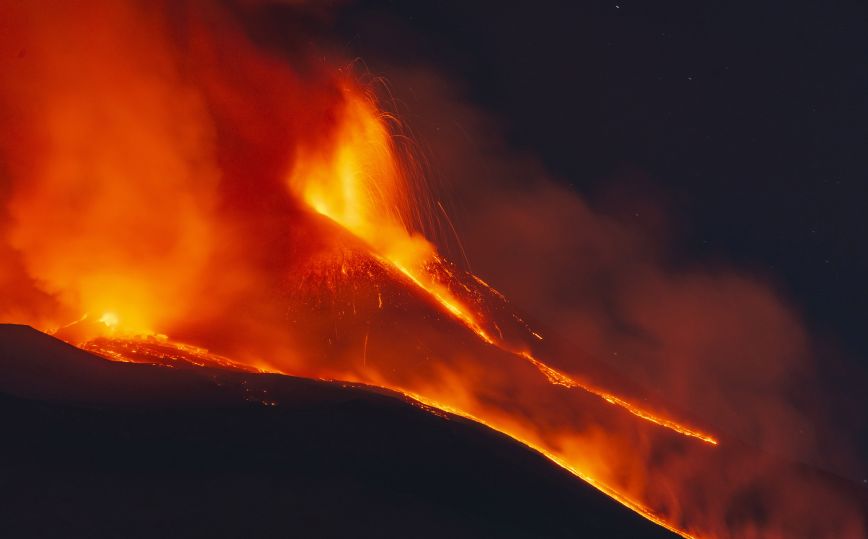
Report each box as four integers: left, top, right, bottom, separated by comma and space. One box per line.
328, 2, 868, 376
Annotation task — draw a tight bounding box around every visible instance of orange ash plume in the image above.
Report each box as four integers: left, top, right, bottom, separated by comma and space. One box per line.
0, 3, 863, 539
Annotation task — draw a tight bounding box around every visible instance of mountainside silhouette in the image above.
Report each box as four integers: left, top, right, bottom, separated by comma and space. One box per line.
0, 324, 677, 538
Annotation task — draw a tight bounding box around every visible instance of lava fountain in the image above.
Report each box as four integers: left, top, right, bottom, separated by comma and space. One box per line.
0, 2, 863, 538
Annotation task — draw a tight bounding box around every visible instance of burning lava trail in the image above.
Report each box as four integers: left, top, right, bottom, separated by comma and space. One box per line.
289, 86, 718, 448
516, 351, 718, 445
285, 83, 716, 537
390, 388, 701, 539
4, 3, 863, 538
78, 332, 700, 539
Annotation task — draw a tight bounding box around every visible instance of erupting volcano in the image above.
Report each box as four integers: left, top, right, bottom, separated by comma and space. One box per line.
0, 2, 864, 538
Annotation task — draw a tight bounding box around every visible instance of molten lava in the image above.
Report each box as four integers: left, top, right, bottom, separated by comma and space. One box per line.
1, 3, 863, 539
287, 84, 718, 448
65, 75, 714, 538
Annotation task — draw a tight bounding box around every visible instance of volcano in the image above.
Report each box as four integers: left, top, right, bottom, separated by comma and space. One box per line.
0, 324, 677, 539
1, 2, 866, 537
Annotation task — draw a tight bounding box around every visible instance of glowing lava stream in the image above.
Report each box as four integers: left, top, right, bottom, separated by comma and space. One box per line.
517, 351, 719, 445
394, 389, 700, 539
363, 240, 720, 447
283, 85, 714, 537
288, 86, 718, 447
82, 333, 698, 538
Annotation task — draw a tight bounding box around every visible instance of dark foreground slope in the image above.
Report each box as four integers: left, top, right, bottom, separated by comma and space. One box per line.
0, 324, 676, 539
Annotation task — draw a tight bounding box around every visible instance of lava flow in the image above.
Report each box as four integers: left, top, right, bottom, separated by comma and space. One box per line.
287, 84, 718, 447
1, 3, 864, 539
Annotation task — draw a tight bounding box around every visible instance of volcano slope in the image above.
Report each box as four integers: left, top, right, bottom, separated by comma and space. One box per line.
0, 324, 677, 539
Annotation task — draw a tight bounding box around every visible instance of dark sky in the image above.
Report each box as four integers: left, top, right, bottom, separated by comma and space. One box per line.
329, 1, 868, 376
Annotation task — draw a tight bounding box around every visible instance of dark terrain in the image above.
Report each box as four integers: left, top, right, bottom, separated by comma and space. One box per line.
0, 324, 676, 538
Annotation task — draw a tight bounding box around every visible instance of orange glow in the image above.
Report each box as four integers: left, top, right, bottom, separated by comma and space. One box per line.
288, 88, 452, 326
356, 386, 701, 539
0, 10, 713, 531
1, 4, 861, 539
280, 74, 714, 537
80, 331, 698, 539
288, 88, 718, 447
98, 312, 120, 329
